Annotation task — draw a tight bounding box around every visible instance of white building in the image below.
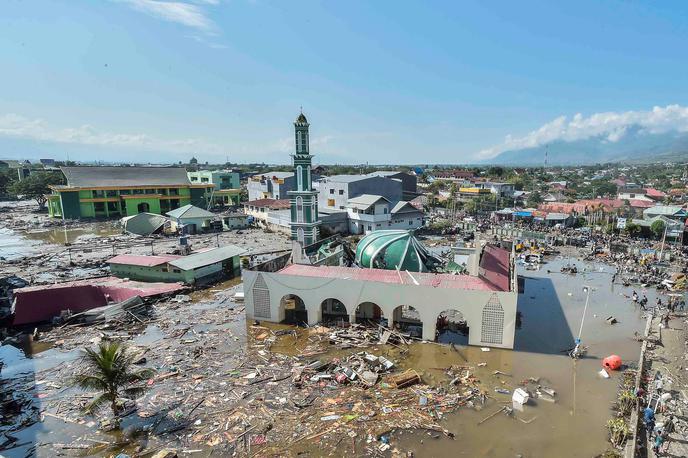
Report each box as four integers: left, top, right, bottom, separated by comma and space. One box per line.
243, 243, 518, 348
346, 194, 423, 234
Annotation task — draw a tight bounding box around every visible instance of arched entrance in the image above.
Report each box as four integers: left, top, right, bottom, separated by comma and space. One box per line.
320, 298, 348, 325
280, 294, 307, 326
137, 202, 150, 213
355, 301, 384, 326
392, 305, 422, 338
436, 309, 469, 345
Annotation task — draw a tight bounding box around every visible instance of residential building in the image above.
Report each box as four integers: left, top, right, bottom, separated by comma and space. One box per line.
47, 166, 214, 219
317, 174, 403, 211
166, 204, 217, 234
188, 169, 241, 206
108, 245, 245, 285
244, 198, 291, 224
642, 205, 687, 221
346, 194, 423, 234
247, 171, 295, 201
617, 187, 665, 202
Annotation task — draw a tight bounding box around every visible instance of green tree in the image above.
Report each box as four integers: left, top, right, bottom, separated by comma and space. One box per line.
74, 341, 154, 417
9, 172, 65, 210
650, 220, 666, 239
0, 169, 17, 197
526, 191, 543, 208
624, 219, 641, 237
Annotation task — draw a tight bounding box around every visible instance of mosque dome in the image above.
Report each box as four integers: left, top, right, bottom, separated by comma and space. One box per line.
354, 230, 442, 272
295, 112, 308, 124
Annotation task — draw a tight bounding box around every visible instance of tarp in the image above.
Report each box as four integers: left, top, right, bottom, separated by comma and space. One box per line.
513, 211, 532, 217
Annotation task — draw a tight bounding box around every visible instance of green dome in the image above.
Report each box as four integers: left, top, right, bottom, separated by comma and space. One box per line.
354, 230, 441, 272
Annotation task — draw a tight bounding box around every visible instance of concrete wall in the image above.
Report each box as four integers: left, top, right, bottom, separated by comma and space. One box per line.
318, 176, 403, 211
243, 269, 518, 349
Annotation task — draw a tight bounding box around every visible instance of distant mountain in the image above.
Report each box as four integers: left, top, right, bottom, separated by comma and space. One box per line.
483, 127, 688, 165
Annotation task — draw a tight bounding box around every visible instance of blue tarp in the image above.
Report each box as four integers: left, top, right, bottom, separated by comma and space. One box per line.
513, 211, 532, 217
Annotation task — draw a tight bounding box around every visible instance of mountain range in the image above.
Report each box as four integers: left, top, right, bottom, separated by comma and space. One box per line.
483, 126, 688, 165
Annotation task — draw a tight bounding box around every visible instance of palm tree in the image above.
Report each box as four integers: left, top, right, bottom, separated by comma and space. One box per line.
74, 341, 154, 417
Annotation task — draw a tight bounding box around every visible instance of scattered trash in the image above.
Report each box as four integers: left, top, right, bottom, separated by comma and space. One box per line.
599, 368, 610, 379
480, 347, 491, 352
512, 388, 530, 405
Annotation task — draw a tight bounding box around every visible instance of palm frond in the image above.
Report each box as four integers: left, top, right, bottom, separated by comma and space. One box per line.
73, 375, 108, 391
84, 392, 114, 414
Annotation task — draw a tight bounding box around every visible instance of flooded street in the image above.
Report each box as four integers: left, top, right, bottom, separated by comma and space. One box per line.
398, 257, 649, 457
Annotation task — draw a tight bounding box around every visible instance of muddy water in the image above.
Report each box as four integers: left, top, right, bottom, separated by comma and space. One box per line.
398, 258, 649, 457
22, 223, 121, 245
0, 223, 121, 261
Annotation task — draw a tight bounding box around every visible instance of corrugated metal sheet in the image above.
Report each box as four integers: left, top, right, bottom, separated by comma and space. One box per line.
278, 264, 502, 291
168, 245, 245, 271
107, 254, 180, 267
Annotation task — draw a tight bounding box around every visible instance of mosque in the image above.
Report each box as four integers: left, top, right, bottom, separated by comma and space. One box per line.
242, 113, 519, 349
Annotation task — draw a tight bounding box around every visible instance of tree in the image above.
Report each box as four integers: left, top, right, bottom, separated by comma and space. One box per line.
624, 220, 641, 237
9, 172, 65, 210
526, 191, 543, 208
650, 220, 666, 239
0, 169, 17, 197
74, 341, 154, 417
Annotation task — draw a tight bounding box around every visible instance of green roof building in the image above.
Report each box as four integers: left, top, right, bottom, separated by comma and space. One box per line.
48, 166, 214, 220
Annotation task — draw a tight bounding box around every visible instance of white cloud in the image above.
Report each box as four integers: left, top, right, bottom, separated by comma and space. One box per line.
478, 104, 688, 159
0, 113, 225, 155
118, 0, 217, 32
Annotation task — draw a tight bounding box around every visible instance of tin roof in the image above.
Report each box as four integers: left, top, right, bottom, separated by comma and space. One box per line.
279, 264, 504, 291
168, 245, 246, 271
107, 254, 181, 267
61, 166, 190, 188
166, 204, 215, 219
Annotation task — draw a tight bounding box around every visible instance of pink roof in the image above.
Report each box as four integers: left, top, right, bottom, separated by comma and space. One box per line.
107, 254, 181, 267
13, 277, 185, 325
279, 264, 505, 291
629, 199, 654, 208
644, 188, 666, 198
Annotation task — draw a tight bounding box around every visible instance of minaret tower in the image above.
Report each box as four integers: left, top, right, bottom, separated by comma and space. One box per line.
288, 111, 321, 246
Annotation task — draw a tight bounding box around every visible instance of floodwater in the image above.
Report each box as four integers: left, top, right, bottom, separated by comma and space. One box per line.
397, 257, 650, 457
0, 257, 651, 457
0, 224, 121, 261
22, 223, 121, 245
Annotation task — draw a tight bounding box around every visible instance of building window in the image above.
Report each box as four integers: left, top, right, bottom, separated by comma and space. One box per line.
367, 225, 372, 231
338, 189, 344, 195
296, 196, 304, 223
297, 165, 303, 191
330, 189, 334, 194
312, 201, 317, 220
409, 220, 413, 225
253, 274, 271, 319
297, 227, 304, 243
383, 207, 388, 214
481, 293, 505, 344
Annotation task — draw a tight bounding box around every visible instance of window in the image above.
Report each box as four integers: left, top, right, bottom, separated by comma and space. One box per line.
383, 207, 388, 214
296, 196, 304, 223
190, 177, 197, 181
312, 201, 317, 220
94, 202, 105, 212
330, 189, 335, 194
306, 165, 311, 189
339, 206, 345, 210
376, 223, 381, 227
338, 189, 344, 195
173, 269, 181, 273
201, 177, 209, 183
367, 225, 372, 231
409, 220, 413, 225
297, 227, 304, 243
297, 165, 303, 191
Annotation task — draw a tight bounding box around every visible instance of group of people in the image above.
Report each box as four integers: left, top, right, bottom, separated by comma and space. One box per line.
643, 407, 676, 455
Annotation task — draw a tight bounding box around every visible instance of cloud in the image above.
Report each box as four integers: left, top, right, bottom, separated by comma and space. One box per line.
477, 104, 688, 159
117, 0, 217, 33
0, 113, 226, 155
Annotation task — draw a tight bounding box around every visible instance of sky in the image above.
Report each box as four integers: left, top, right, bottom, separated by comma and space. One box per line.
1, 0, 688, 165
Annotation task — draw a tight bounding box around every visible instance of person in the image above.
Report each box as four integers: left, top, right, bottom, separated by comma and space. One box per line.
664, 415, 675, 436
632, 291, 639, 303
640, 295, 648, 311
656, 297, 663, 309
652, 430, 667, 455
644, 407, 656, 436
635, 387, 646, 406
662, 314, 670, 329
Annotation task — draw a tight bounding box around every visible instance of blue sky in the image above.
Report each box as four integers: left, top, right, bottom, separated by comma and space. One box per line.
1, 0, 688, 165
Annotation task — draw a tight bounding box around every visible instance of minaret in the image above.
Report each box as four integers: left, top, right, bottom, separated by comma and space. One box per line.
288, 111, 321, 246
